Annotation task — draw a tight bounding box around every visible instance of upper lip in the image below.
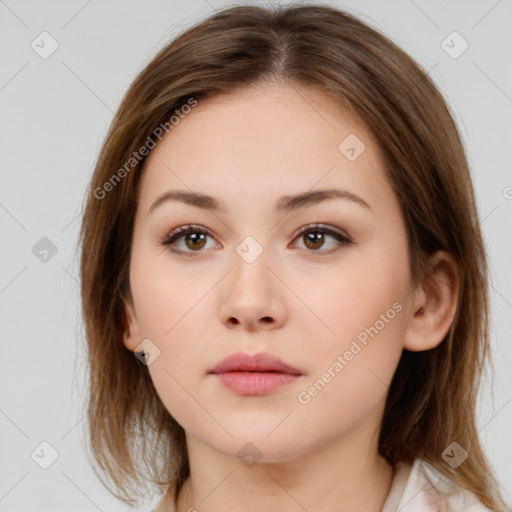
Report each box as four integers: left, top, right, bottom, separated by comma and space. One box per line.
208, 352, 302, 375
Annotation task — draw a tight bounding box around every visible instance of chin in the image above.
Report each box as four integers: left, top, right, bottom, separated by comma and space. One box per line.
202, 430, 311, 465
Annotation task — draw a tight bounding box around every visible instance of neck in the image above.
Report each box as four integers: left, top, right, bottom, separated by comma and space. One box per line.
176, 424, 394, 512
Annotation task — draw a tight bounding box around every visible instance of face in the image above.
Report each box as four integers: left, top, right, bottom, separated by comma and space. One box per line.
125, 83, 415, 462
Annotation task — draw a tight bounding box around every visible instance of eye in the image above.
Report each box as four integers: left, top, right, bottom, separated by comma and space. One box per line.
291, 224, 353, 254
160, 224, 220, 256
160, 223, 353, 256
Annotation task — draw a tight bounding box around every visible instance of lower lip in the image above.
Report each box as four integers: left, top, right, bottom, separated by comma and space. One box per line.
212, 371, 300, 395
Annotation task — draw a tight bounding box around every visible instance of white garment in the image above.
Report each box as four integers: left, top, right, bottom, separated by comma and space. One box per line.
151, 458, 496, 512
381, 458, 495, 511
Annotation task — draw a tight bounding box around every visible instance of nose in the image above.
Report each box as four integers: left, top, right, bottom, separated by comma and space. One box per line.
219, 248, 288, 332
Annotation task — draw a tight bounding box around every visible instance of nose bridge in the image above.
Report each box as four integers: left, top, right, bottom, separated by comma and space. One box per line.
218, 234, 287, 330
230, 235, 272, 296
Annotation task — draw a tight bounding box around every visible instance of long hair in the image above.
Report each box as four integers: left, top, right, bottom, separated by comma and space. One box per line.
78, 4, 507, 509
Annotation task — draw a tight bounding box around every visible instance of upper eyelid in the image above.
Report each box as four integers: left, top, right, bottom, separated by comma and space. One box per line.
293, 223, 350, 239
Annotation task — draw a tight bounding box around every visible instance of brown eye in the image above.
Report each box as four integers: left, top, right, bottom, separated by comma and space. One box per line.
161, 225, 219, 255
184, 232, 207, 250
161, 223, 352, 257
293, 225, 353, 254
303, 232, 325, 250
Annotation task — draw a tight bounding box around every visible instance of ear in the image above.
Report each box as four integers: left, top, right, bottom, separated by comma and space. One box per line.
403, 250, 460, 352
121, 290, 142, 352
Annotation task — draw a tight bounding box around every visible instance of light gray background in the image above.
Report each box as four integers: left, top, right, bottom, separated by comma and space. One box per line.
1, 0, 511, 510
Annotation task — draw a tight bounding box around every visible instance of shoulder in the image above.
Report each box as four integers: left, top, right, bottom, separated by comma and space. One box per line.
395, 458, 496, 512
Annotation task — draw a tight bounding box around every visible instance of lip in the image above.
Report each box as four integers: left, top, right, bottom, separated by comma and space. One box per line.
208, 352, 302, 396
209, 352, 302, 375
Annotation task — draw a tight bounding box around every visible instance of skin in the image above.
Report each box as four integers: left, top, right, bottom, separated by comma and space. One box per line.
123, 82, 459, 512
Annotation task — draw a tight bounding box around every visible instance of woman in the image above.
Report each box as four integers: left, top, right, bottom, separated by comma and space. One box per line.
78, 4, 509, 511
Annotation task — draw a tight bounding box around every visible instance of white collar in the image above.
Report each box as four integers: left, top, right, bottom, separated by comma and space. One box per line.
382, 458, 492, 511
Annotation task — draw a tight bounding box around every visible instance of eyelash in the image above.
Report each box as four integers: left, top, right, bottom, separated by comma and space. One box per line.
159, 223, 353, 257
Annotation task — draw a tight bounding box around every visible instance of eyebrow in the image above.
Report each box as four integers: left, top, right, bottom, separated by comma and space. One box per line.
148, 188, 372, 214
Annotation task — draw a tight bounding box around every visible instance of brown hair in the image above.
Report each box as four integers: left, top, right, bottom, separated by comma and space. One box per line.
78, 3, 508, 510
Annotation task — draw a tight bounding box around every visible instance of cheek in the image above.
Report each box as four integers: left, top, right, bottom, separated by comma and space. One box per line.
130, 253, 213, 427
297, 234, 410, 412
294, 264, 407, 438
130, 245, 212, 340
129, 245, 216, 379
306, 252, 408, 353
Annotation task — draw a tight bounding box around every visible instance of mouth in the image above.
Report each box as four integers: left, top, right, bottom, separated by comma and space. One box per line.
208, 352, 302, 395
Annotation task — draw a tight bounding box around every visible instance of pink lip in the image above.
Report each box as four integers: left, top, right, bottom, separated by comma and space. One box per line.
208, 352, 302, 396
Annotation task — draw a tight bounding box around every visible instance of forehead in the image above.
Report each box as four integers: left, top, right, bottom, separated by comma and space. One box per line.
138, 83, 393, 216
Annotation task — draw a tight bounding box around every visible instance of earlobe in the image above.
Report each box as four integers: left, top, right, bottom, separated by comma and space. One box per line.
403, 251, 460, 352
121, 292, 141, 352
123, 326, 140, 352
